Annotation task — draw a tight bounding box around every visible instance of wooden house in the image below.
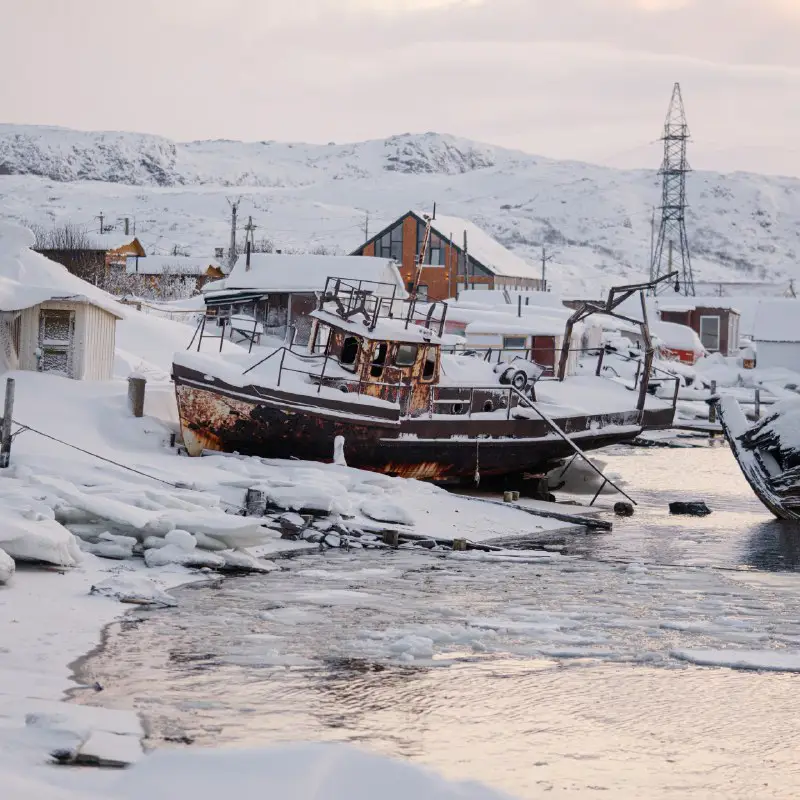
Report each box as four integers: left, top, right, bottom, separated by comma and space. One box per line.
351, 210, 544, 301
126, 255, 225, 293
658, 301, 740, 356
36, 233, 146, 282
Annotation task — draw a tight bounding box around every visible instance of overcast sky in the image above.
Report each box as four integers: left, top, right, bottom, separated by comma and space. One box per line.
2, 0, 800, 176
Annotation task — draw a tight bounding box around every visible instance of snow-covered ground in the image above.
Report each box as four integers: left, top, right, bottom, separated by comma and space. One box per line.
2, 125, 800, 295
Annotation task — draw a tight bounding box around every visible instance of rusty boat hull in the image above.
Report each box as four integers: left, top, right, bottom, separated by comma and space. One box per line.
173, 363, 673, 483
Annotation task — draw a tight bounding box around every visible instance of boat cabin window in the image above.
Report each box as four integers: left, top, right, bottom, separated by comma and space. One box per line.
394, 344, 418, 367
422, 348, 437, 381
503, 335, 527, 350
370, 342, 388, 378
340, 336, 359, 370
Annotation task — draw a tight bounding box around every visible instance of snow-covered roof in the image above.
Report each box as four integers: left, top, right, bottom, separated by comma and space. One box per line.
752, 299, 800, 343
87, 232, 144, 252
421, 212, 539, 280
456, 288, 565, 309
465, 317, 566, 337
226, 253, 406, 296
651, 320, 704, 353
0, 222, 126, 319
125, 255, 222, 276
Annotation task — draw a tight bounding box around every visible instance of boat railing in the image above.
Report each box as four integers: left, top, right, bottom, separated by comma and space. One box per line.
509, 387, 637, 507
321, 276, 449, 339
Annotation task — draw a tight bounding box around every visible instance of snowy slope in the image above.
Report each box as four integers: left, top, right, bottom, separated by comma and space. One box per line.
2, 124, 800, 295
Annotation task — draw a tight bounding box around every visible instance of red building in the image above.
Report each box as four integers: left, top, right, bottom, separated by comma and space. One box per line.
351, 210, 544, 302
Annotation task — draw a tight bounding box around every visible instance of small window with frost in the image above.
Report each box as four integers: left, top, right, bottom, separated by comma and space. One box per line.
503, 335, 527, 350
394, 344, 418, 367
422, 348, 437, 381
371, 342, 388, 378
699, 316, 720, 351
340, 336, 359, 369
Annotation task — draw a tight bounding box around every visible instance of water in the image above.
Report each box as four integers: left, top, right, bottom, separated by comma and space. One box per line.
74, 442, 800, 798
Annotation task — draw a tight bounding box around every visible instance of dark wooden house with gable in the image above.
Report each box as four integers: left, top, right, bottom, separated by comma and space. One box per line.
351, 210, 544, 302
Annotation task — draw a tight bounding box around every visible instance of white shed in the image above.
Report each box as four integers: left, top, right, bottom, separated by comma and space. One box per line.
1, 295, 121, 379
0, 222, 124, 380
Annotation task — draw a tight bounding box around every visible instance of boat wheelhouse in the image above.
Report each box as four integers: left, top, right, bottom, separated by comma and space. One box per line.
172, 275, 677, 486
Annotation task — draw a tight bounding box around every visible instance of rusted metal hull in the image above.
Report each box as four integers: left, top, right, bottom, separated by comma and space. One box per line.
172, 363, 660, 483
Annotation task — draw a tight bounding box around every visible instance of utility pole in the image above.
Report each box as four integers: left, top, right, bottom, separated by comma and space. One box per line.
96, 212, 105, 234
464, 230, 470, 289
243, 216, 256, 271
541, 246, 554, 291
226, 198, 241, 272
363, 211, 370, 243
650, 82, 695, 296
124, 217, 130, 236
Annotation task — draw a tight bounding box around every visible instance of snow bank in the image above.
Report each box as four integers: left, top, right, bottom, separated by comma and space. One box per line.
116, 743, 515, 800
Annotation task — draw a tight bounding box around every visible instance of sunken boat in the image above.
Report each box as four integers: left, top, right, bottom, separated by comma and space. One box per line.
717, 395, 800, 520
172, 275, 677, 485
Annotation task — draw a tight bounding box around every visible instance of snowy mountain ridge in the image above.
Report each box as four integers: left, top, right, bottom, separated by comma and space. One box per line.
1, 123, 800, 295
0, 125, 506, 186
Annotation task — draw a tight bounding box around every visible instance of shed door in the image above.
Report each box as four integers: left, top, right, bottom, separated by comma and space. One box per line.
38, 309, 75, 377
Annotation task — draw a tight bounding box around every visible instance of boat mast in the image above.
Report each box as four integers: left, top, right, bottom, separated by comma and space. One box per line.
410, 214, 433, 299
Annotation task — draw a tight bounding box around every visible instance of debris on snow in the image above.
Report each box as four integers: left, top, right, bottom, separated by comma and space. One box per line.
669, 501, 712, 517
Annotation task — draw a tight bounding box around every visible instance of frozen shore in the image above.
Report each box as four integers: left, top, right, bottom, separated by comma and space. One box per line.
0, 369, 584, 799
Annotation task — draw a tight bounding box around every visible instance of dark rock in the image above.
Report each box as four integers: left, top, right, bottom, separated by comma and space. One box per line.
416, 539, 437, 549
614, 502, 635, 517
669, 501, 711, 516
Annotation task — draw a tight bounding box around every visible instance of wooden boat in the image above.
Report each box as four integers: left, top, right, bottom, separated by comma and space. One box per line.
172, 275, 677, 485
717, 395, 800, 520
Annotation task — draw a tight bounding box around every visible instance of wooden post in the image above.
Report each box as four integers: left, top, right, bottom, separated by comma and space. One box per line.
709, 380, 717, 424
382, 530, 399, 547
245, 488, 267, 517
0, 378, 15, 469
127, 375, 146, 418
755, 388, 761, 419
452, 538, 467, 551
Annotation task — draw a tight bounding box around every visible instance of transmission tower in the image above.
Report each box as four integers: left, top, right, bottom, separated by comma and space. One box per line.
649, 83, 695, 295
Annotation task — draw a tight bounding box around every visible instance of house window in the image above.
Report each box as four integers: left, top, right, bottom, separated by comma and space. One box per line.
417, 223, 444, 267
394, 344, 418, 367
699, 316, 721, 351
503, 335, 527, 350
377, 225, 403, 261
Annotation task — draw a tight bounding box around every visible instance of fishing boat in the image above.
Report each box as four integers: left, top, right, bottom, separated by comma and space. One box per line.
172, 271, 677, 486
717, 395, 800, 520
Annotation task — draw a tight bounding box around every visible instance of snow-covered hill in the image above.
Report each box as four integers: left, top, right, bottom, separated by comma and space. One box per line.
1, 123, 799, 295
